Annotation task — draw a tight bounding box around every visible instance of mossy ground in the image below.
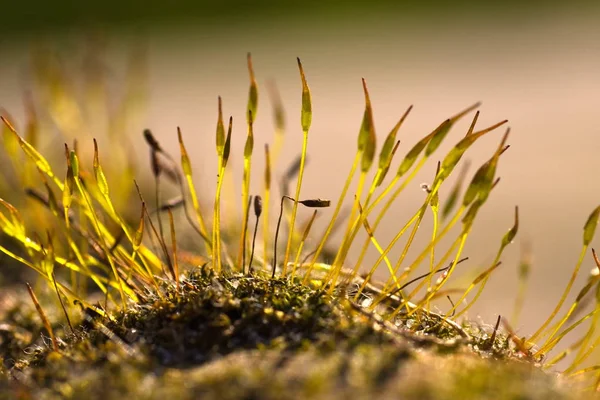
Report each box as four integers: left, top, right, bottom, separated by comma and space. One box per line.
1, 44, 599, 399
0, 267, 581, 399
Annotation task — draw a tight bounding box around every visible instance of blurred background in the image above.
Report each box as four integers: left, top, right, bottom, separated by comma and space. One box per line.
1, 1, 599, 337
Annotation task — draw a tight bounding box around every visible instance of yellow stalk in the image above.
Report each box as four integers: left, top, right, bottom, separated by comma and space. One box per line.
529, 245, 592, 343
61, 152, 85, 293
347, 108, 483, 276
92, 139, 160, 280
282, 58, 312, 274
0, 240, 121, 293
386, 247, 466, 322
238, 54, 258, 270
282, 132, 309, 275
325, 78, 377, 288
564, 317, 599, 373
167, 209, 180, 291
566, 332, 600, 374
352, 203, 404, 302
384, 233, 461, 319
237, 118, 254, 270
177, 128, 211, 254
263, 144, 272, 269
385, 129, 509, 305
387, 196, 431, 286
544, 335, 586, 370
302, 152, 360, 284
26, 282, 59, 353
451, 206, 519, 318
354, 212, 421, 302
536, 308, 599, 356
213, 165, 224, 273
325, 171, 367, 289
291, 210, 318, 279
373, 180, 447, 298
0, 236, 113, 316
304, 79, 382, 283
407, 231, 470, 317
348, 158, 427, 283
212, 98, 227, 273
569, 365, 600, 378
342, 140, 401, 278
425, 191, 440, 310
69, 151, 130, 304
539, 282, 598, 353
449, 262, 502, 319
403, 240, 461, 304
566, 251, 600, 372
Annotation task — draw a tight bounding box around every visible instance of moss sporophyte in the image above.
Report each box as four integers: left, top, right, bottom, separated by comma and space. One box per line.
0, 49, 600, 399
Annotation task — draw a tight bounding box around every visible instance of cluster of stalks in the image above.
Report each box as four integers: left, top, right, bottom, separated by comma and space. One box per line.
1, 50, 600, 391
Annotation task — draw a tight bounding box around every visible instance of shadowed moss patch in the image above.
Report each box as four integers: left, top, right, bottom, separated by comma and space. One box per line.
0, 270, 582, 399
107, 269, 396, 366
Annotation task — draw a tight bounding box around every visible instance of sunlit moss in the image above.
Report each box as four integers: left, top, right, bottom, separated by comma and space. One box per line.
1, 43, 600, 398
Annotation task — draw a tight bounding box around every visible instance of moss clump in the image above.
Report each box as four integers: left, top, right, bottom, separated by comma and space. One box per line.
106, 269, 396, 366
0, 269, 580, 399
1, 48, 600, 398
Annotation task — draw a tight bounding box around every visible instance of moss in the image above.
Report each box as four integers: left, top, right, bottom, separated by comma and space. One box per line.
0, 48, 598, 398
106, 269, 395, 366
0, 268, 584, 399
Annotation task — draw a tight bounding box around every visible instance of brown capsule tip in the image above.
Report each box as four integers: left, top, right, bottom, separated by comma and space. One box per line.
299, 198, 331, 208
143, 129, 161, 151
254, 195, 263, 217
492, 177, 501, 189
391, 140, 401, 155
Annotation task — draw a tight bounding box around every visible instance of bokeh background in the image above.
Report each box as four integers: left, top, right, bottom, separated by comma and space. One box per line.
1, 1, 600, 337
